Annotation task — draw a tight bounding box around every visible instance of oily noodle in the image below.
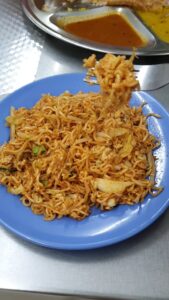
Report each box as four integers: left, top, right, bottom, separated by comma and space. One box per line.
0, 54, 162, 221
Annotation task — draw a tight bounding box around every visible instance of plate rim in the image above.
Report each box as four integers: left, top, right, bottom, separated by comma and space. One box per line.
0, 198, 168, 250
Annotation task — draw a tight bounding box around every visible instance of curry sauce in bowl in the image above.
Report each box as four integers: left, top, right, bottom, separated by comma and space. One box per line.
51, 7, 155, 49
56, 12, 146, 48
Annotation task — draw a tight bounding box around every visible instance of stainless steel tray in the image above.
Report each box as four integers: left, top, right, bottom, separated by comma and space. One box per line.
22, 0, 169, 56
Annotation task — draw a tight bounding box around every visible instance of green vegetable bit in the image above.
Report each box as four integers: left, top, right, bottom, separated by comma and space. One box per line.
32, 145, 46, 156
41, 180, 48, 187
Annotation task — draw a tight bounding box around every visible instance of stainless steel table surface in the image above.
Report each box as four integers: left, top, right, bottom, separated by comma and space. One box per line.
0, 1, 169, 300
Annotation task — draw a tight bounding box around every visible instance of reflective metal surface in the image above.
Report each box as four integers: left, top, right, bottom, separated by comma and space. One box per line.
21, 0, 169, 56
0, 0, 45, 94
0, 0, 169, 299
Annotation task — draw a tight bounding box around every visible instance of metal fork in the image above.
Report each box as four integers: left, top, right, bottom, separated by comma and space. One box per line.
134, 63, 169, 91
84, 63, 169, 91
42, 0, 97, 12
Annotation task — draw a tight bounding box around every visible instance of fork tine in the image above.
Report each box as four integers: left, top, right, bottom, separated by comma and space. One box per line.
84, 66, 140, 85
85, 68, 139, 84
83, 78, 99, 85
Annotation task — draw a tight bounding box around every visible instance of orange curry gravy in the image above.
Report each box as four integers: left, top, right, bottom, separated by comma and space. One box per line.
63, 13, 146, 47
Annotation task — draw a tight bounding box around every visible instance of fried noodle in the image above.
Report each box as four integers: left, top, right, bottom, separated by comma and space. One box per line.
0, 54, 162, 220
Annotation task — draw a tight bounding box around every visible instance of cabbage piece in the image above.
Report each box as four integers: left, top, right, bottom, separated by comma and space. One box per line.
108, 127, 129, 137
94, 178, 132, 193
120, 134, 133, 158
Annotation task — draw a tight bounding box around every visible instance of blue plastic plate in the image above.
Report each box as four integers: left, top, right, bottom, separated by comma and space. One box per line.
0, 73, 169, 250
